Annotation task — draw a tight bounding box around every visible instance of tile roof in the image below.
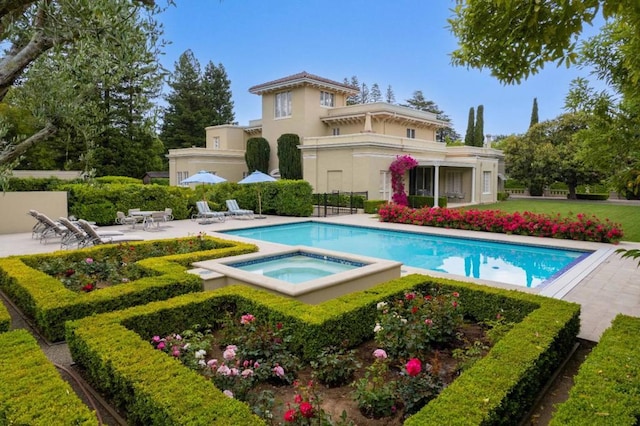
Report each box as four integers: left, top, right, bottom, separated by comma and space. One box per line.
249, 71, 359, 95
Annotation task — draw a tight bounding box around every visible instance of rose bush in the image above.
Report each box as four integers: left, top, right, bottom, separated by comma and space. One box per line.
378, 204, 623, 243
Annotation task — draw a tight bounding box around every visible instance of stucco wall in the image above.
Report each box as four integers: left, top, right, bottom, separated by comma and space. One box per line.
0, 192, 68, 234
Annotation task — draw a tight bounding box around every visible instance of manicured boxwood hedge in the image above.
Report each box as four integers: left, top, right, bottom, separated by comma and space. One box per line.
550, 314, 640, 425
0, 299, 9, 333
0, 329, 97, 425
364, 199, 387, 214
0, 237, 257, 342
66, 274, 579, 425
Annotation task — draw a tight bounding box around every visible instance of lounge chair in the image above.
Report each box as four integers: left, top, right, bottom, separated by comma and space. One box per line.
77, 219, 144, 246
192, 201, 225, 224
35, 213, 68, 244
27, 210, 46, 239
163, 208, 174, 221
58, 217, 128, 249
116, 211, 139, 228
225, 199, 254, 219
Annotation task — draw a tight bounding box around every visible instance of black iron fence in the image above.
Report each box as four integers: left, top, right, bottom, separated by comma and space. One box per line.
313, 191, 368, 217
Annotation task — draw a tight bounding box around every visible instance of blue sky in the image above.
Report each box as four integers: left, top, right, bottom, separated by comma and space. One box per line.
156, 1, 606, 137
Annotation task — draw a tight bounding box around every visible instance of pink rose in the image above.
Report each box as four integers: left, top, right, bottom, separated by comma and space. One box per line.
373, 349, 388, 359
240, 314, 255, 324
273, 365, 285, 377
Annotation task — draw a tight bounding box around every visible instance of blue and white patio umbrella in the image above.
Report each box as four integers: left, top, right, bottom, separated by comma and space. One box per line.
180, 170, 227, 185
181, 171, 227, 201
238, 170, 277, 218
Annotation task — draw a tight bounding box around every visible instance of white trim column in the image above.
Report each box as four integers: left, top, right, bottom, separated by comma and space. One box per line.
433, 163, 440, 207
471, 166, 476, 203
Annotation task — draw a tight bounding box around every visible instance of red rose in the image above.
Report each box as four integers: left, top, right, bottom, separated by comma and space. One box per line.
284, 409, 297, 422
406, 358, 422, 377
294, 394, 302, 404
405, 292, 416, 300
299, 402, 314, 418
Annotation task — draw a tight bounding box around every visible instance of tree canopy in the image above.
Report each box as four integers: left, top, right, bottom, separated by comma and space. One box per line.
0, 0, 161, 169
448, 0, 640, 85
160, 50, 235, 150
402, 90, 460, 142
503, 113, 602, 198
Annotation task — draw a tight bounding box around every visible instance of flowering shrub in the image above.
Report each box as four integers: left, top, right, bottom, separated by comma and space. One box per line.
283, 380, 350, 425
38, 256, 146, 292
378, 203, 624, 243
220, 314, 299, 384
351, 352, 396, 419
151, 326, 214, 370
35, 234, 220, 292
310, 346, 361, 388
374, 291, 463, 359
395, 358, 443, 417
389, 155, 418, 206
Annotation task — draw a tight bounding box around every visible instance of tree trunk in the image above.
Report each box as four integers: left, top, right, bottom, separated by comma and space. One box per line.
567, 184, 577, 199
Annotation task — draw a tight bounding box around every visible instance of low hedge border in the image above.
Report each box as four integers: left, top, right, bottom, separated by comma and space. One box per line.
550, 314, 640, 425
0, 329, 97, 425
0, 299, 9, 333
0, 237, 257, 341
65, 274, 579, 425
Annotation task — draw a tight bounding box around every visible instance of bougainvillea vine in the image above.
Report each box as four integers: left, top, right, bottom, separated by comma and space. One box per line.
389, 155, 418, 206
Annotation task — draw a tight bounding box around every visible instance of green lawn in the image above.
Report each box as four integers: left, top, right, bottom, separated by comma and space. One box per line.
464, 199, 640, 242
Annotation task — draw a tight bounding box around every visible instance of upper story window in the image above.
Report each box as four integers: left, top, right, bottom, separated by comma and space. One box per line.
406, 128, 416, 139
332, 127, 340, 136
320, 91, 334, 107
275, 91, 292, 118
213, 136, 220, 149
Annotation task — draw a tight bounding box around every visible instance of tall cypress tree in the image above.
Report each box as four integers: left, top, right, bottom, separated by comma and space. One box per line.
474, 104, 484, 146
245, 137, 270, 173
529, 97, 539, 128
464, 107, 475, 146
277, 133, 302, 179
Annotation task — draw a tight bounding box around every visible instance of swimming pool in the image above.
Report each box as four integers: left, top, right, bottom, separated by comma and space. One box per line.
222, 222, 591, 288
230, 252, 365, 284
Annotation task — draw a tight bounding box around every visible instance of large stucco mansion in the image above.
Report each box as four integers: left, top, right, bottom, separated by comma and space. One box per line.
167, 72, 504, 205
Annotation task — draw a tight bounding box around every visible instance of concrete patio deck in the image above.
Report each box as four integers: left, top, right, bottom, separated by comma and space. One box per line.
1, 213, 639, 343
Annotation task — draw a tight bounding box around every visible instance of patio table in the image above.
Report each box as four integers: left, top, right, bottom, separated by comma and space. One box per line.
129, 211, 162, 230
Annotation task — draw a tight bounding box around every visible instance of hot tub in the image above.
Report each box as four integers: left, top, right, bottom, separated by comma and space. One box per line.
190, 246, 402, 304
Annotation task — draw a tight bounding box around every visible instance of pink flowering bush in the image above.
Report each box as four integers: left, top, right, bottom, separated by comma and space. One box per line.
378, 204, 624, 243
374, 291, 463, 359
389, 155, 418, 206
220, 314, 299, 384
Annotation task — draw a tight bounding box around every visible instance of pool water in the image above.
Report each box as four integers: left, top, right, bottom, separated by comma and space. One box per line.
223, 222, 590, 288
229, 252, 364, 284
